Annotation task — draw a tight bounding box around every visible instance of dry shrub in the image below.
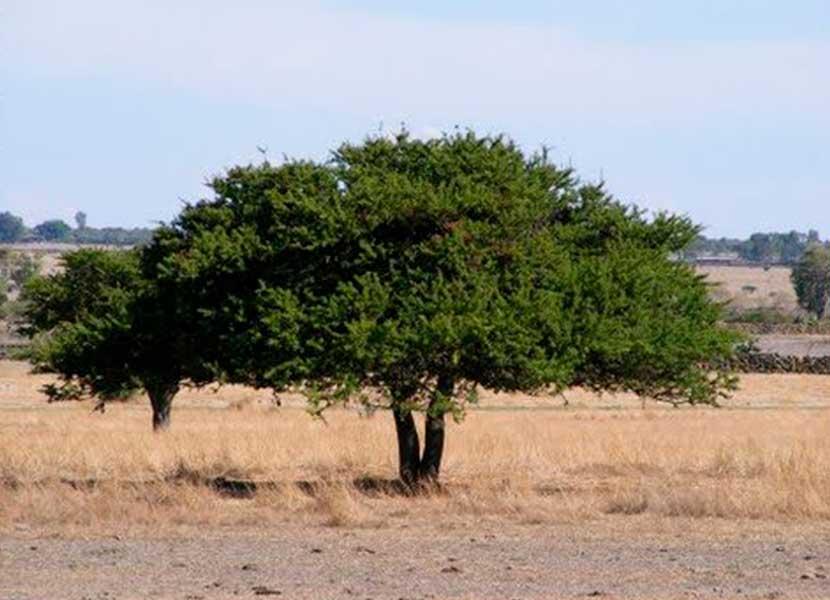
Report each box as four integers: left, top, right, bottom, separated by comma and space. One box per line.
314, 482, 374, 527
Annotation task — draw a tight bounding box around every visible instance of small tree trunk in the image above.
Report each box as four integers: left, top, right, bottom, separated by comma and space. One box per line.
393, 408, 421, 487
147, 383, 178, 432
419, 374, 454, 483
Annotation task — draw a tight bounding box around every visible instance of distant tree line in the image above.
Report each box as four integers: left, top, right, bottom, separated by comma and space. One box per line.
0, 211, 154, 246
681, 230, 824, 264
3, 208, 821, 263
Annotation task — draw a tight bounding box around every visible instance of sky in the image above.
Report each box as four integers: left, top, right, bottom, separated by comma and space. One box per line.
2, 1, 828, 237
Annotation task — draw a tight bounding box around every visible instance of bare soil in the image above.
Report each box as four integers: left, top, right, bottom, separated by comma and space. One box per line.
3, 522, 830, 599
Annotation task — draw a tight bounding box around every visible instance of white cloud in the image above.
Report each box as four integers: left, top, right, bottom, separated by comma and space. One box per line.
4, 0, 828, 126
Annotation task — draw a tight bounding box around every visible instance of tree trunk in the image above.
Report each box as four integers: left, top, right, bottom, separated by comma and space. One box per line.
393, 408, 421, 487
419, 374, 453, 483
147, 383, 178, 432
391, 375, 455, 488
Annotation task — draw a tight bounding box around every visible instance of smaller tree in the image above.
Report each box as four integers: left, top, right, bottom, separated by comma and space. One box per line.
792, 245, 830, 319
74, 211, 88, 230
33, 220, 72, 242
0, 212, 26, 243
21, 249, 210, 430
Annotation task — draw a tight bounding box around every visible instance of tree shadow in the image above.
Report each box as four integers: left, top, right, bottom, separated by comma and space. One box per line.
36, 474, 457, 500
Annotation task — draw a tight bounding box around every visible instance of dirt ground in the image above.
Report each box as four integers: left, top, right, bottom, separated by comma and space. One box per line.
3, 521, 830, 599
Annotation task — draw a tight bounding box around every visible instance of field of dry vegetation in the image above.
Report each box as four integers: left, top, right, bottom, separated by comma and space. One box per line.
698, 264, 798, 313
3, 361, 830, 537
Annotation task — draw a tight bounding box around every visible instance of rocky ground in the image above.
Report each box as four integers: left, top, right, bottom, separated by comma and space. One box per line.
2, 522, 830, 599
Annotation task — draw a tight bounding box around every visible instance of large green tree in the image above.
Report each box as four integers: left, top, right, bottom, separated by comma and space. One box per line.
791, 244, 830, 319
150, 132, 737, 486
22, 249, 211, 429
0, 212, 26, 242
33, 219, 72, 242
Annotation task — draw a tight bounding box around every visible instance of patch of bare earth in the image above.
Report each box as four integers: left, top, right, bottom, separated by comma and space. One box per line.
4, 522, 830, 599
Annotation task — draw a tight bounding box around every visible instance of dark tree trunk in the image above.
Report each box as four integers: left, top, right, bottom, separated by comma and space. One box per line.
419, 374, 453, 482
391, 375, 455, 488
393, 408, 421, 487
147, 383, 178, 432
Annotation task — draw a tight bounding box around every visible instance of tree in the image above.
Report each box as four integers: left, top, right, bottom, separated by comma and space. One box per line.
21, 249, 212, 429
791, 244, 830, 319
33, 220, 72, 242
150, 131, 737, 486
74, 211, 88, 230
0, 212, 26, 243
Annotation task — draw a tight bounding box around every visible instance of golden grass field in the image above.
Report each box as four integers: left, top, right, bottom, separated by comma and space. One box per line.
3, 360, 830, 537
698, 264, 798, 313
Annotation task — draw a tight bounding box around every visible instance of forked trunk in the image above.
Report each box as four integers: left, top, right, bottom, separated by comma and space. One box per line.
147, 383, 178, 432
392, 375, 455, 488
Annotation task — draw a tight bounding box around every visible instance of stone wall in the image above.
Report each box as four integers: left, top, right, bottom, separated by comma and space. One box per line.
725, 351, 830, 374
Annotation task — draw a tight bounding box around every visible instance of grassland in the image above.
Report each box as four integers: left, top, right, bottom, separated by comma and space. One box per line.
3, 360, 830, 535
6, 359, 830, 598
698, 264, 798, 313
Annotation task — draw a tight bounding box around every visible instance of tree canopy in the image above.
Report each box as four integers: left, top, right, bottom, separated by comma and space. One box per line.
22, 249, 212, 429
0, 212, 26, 243
791, 244, 830, 319
145, 131, 737, 484
32, 219, 72, 242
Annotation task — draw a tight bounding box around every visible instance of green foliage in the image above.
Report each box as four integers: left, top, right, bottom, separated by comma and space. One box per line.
0, 210, 153, 246
791, 244, 830, 319
32, 219, 72, 242
8, 253, 40, 289
0, 250, 41, 319
0, 275, 8, 308
151, 131, 737, 412
22, 250, 144, 400
0, 212, 26, 242
737, 231, 818, 264
21, 249, 211, 420
71, 226, 154, 246
40, 381, 86, 403
682, 230, 823, 264
74, 211, 88, 230
722, 306, 793, 325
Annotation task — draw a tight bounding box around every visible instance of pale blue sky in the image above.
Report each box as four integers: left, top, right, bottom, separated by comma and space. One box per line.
2, 1, 828, 237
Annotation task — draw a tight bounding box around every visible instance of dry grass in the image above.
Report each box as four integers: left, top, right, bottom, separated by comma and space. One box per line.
698, 264, 798, 313
3, 360, 830, 535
